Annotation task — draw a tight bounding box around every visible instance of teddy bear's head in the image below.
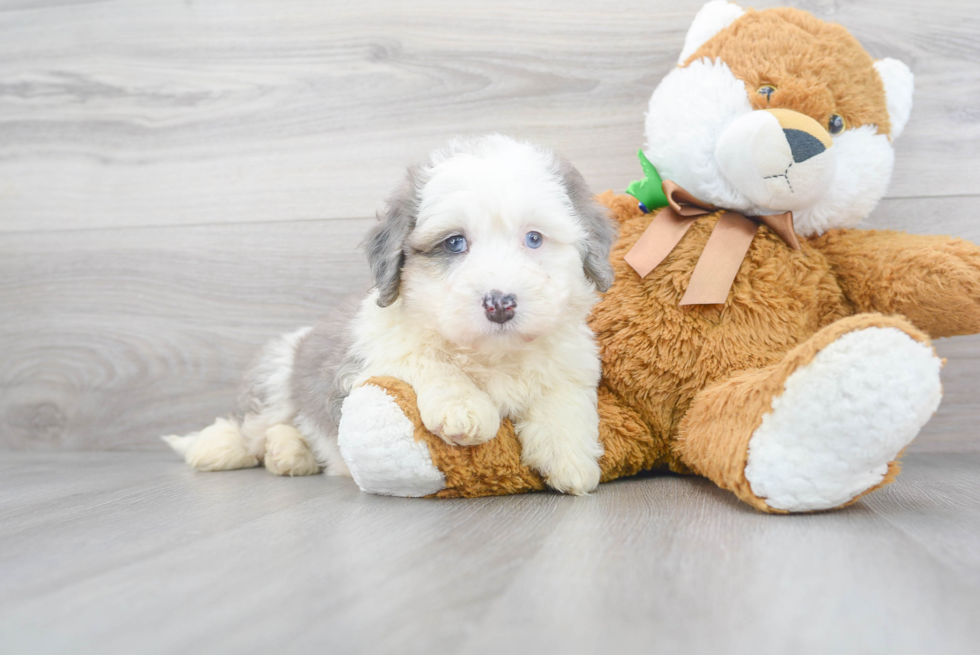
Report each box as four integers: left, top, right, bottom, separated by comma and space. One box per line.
643, 1, 913, 236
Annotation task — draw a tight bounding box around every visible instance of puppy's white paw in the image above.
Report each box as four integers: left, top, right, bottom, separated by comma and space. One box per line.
518, 401, 604, 495
418, 389, 501, 446
537, 448, 602, 496
263, 424, 321, 476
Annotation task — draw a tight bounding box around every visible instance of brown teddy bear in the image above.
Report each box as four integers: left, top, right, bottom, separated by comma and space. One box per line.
336, 1, 980, 512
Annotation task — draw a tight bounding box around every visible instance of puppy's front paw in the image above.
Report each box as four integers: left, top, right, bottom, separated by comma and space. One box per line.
540, 449, 602, 496
418, 390, 500, 447
519, 414, 603, 495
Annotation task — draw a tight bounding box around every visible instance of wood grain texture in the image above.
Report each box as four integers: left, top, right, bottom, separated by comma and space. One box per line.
1, 0, 979, 453
0, 0, 977, 232
0, 451, 978, 655
0, 218, 373, 450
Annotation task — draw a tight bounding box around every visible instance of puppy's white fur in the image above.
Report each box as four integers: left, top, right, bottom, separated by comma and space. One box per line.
164, 135, 616, 495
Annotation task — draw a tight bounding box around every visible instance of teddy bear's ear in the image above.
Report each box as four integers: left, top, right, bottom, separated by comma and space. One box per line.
677, 0, 745, 65
874, 58, 915, 139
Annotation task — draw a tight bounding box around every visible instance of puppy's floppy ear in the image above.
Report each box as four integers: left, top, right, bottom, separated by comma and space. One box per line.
365, 165, 423, 307
555, 155, 617, 292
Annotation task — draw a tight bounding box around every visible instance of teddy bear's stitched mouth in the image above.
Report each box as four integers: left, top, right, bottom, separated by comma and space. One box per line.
764, 162, 795, 193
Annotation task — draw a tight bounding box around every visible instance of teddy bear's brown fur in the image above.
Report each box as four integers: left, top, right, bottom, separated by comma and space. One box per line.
689, 8, 892, 136
364, 191, 980, 511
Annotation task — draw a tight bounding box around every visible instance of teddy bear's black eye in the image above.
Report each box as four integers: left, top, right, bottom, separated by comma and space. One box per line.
828, 114, 846, 135
757, 85, 776, 102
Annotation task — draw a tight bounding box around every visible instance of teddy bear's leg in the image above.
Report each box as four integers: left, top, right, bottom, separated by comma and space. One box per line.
674, 314, 943, 513
336, 381, 449, 497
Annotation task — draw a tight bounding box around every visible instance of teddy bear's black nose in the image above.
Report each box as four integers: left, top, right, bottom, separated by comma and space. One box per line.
784, 128, 827, 163
483, 290, 517, 324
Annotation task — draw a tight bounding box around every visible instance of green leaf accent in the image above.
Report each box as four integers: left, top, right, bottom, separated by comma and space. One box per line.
625, 149, 668, 212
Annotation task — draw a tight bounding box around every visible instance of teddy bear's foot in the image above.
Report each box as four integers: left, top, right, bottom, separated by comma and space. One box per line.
743, 326, 942, 511
676, 315, 943, 513
337, 383, 447, 497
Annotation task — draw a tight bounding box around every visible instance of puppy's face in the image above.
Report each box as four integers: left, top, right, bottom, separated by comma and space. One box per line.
366, 135, 615, 351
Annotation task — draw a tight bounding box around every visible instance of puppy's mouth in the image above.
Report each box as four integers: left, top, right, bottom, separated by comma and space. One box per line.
475, 307, 540, 347
490, 324, 536, 344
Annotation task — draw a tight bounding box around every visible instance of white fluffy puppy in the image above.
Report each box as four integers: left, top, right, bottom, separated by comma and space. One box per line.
164, 134, 617, 495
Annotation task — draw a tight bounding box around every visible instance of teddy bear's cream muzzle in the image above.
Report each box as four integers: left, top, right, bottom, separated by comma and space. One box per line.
715, 107, 836, 213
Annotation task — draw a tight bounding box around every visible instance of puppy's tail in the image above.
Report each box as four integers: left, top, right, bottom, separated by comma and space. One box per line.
161, 417, 260, 472
161, 433, 195, 457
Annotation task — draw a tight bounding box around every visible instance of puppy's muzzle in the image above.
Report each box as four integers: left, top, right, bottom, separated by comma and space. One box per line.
483, 290, 517, 324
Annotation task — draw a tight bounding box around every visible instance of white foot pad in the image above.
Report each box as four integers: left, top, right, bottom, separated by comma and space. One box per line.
337, 384, 447, 497
745, 327, 943, 512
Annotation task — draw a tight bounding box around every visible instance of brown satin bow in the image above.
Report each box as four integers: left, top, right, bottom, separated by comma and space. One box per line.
623, 180, 801, 305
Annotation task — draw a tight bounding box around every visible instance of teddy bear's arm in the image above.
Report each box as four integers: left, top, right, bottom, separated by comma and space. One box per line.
340, 377, 669, 497
809, 229, 980, 338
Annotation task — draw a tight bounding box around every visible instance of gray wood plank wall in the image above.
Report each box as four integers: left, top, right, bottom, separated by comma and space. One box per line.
2, 0, 979, 452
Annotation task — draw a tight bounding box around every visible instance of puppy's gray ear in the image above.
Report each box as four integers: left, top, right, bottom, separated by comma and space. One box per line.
556, 156, 617, 292
365, 165, 423, 307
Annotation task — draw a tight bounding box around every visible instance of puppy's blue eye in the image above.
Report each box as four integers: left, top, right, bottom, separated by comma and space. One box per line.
445, 235, 468, 253
525, 231, 543, 249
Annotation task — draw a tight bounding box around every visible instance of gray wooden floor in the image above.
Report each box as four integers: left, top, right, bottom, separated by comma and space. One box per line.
1, 451, 979, 655
3, 1, 980, 653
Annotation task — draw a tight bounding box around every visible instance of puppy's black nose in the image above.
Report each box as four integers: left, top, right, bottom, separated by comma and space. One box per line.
483, 290, 517, 324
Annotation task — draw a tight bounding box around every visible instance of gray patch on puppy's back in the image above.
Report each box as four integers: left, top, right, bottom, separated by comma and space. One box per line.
233, 326, 312, 424
289, 300, 365, 439
553, 154, 617, 292
289, 324, 343, 432
232, 290, 366, 462
327, 350, 366, 427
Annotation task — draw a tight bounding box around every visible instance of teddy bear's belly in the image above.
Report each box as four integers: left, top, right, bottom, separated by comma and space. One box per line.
591, 216, 852, 446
